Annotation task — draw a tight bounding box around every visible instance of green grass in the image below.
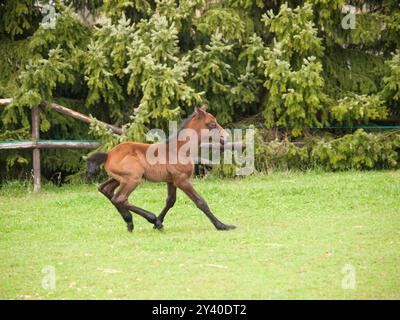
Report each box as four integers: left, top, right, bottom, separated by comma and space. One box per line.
0, 171, 399, 299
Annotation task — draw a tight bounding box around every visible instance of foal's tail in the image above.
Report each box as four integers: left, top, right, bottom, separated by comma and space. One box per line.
87, 152, 108, 178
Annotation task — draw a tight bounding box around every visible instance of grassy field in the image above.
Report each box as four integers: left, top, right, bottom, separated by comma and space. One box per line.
0, 171, 399, 299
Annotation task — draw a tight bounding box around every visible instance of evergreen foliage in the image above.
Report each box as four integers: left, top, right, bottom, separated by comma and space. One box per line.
253, 129, 400, 173
382, 50, 400, 114
1, 0, 400, 180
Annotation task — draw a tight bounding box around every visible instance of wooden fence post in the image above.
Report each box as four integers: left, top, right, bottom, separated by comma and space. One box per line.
31, 105, 41, 192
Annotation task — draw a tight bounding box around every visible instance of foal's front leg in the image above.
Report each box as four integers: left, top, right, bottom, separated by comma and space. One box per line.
153, 183, 177, 229
177, 180, 236, 231
159, 183, 177, 222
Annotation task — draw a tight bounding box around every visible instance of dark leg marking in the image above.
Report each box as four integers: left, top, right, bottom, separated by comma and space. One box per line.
177, 181, 236, 231
153, 183, 177, 229
99, 178, 134, 232
111, 181, 163, 230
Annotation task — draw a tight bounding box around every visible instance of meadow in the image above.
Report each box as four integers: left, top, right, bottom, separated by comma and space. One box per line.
0, 171, 399, 299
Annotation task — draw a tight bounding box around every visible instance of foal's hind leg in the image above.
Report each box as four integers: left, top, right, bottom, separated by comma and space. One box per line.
111, 180, 163, 230
98, 178, 134, 232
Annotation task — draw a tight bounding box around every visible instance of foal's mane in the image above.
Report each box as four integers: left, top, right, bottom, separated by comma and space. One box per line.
178, 111, 197, 132
166, 111, 197, 143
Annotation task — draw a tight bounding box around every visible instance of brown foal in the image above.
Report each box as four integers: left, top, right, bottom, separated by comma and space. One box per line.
87, 106, 236, 232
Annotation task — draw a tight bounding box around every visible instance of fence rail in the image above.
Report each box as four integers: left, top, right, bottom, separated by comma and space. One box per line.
0, 99, 118, 192
0, 140, 101, 150
0, 99, 122, 134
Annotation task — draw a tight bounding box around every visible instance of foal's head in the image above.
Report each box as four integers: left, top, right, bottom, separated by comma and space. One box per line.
187, 105, 229, 144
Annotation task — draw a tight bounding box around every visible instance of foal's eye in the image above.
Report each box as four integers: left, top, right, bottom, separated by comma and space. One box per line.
207, 121, 216, 129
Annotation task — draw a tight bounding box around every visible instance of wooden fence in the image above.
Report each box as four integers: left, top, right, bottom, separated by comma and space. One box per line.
0, 99, 120, 192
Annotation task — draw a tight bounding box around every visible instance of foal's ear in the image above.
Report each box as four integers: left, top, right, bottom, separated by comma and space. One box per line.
195, 105, 207, 117
200, 103, 208, 111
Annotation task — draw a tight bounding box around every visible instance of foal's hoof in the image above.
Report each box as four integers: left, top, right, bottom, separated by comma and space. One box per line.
127, 222, 134, 232
153, 219, 164, 231
216, 224, 236, 231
